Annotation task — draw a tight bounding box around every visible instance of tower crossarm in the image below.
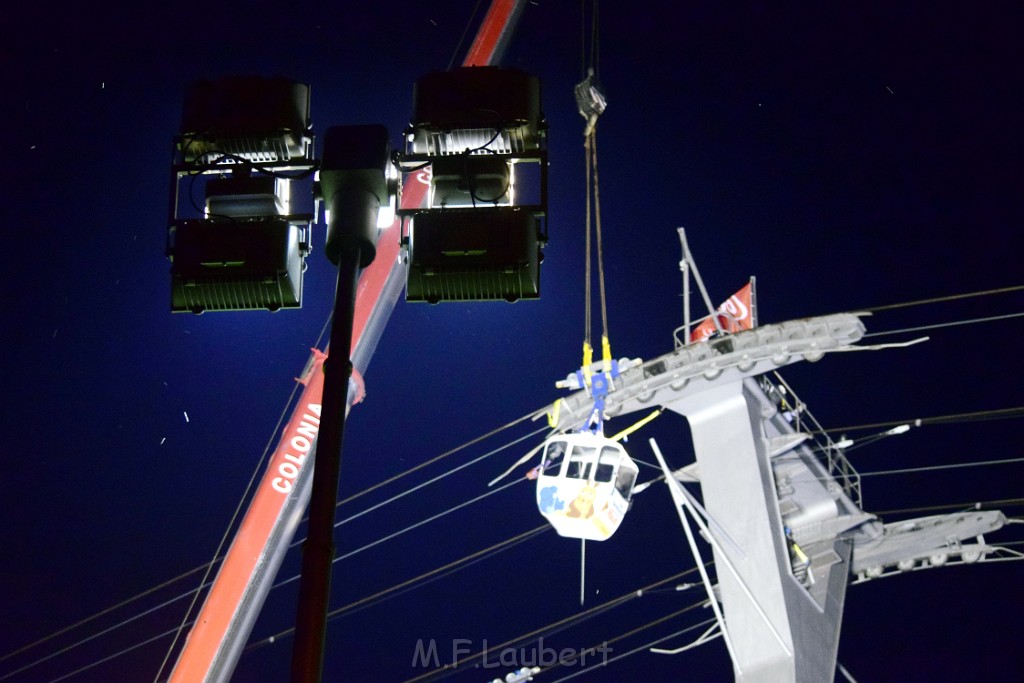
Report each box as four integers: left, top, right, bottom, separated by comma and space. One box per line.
850, 511, 1008, 581
545, 313, 866, 432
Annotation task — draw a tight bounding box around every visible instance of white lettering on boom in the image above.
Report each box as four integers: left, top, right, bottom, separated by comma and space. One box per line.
271, 404, 322, 494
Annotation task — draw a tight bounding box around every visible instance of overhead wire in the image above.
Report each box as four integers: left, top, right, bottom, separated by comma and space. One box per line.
557, 601, 709, 667
3, 404, 549, 681
536, 477, 1024, 682
45, 459, 1024, 683
247, 524, 553, 651
321, 526, 550, 621
0, 589, 205, 683
3, 407, 538, 679
863, 311, 1024, 339
857, 455, 1024, 478
873, 497, 1024, 517
334, 218, 1021, 681
0, 562, 210, 668
290, 472, 532, 569
446, 0, 484, 71
19, 397, 1015, 678
336, 409, 540, 509
852, 284, 1024, 314
546, 617, 718, 683
28, 6, 1024, 677
276, 144, 1024, 683
29, 524, 555, 683
45, 630, 176, 683
358, 283, 1024, 679
14, 278, 1021, 680
2, 316, 338, 675
400, 564, 704, 682
14, 519, 554, 682
808, 406, 1024, 435
329, 424, 549, 528
823, 283, 1024, 339
150, 312, 334, 682
775, 407, 1024, 493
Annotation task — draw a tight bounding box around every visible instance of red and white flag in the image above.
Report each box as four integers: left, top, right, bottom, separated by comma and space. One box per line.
690, 279, 757, 342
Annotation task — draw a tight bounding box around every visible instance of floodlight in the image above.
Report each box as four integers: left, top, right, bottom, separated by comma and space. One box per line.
399, 66, 548, 303
167, 76, 316, 313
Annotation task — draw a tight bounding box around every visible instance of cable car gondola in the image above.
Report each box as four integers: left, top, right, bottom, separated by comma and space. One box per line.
535, 432, 638, 541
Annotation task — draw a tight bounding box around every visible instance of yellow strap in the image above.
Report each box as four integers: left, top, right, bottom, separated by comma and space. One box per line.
547, 399, 562, 429
791, 540, 810, 565
601, 334, 612, 368
582, 341, 594, 385
608, 408, 663, 442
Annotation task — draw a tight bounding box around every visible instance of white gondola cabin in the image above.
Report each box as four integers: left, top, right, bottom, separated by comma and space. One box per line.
535, 433, 639, 541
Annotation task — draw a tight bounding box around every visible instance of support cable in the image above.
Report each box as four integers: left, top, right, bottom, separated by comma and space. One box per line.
12, 456, 542, 680
399, 564, 704, 682
811, 406, 1024, 436
327, 425, 549, 529
854, 284, 1024, 314
33, 405, 1021, 680
25, 525, 554, 683
857, 455, 1024, 478
3, 313, 334, 674
23, 280, 1022, 678
863, 311, 1024, 339
247, 524, 552, 651
2, 401, 543, 680
874, 497, 1024, 517
293, 473, 531, 568
544, 617, 719, 683
337, 410, 539, 508
19, 361, 1019, 679
152, 337, 329, 682
0, 564, 210, 669
445, 0, 485, 71
0, 591, 204, 683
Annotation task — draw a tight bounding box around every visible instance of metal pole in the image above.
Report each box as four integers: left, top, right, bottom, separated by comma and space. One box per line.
291, 171, 381, 681
649, 438, 743, 676
678, 228, 691, 345
677, 227, 725, 336
290, 243, 363, 682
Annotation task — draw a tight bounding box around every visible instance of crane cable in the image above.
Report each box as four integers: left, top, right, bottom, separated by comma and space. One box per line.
578, 0, 611, 382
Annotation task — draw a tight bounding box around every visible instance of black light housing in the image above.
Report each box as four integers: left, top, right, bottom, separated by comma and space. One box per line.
399, 66, 548, 303
167, 76, 316, 313
318, 124, 395, 269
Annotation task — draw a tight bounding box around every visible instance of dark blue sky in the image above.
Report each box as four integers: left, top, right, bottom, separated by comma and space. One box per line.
3, 2, 1023, 682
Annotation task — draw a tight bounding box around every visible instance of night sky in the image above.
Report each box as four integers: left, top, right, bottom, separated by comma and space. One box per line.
4, 2, 1023, 682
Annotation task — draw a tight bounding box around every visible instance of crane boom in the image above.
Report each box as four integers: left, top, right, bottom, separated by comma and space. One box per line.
168, 3, 527, 680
